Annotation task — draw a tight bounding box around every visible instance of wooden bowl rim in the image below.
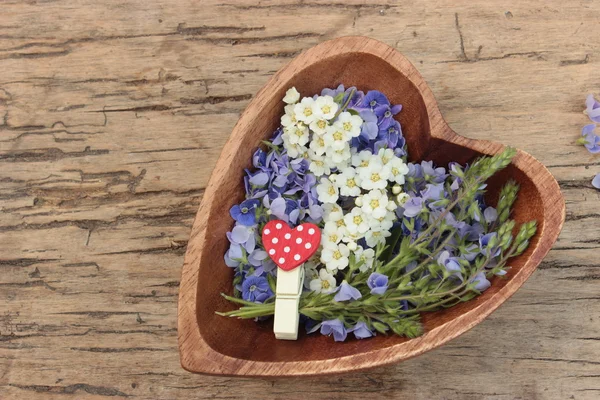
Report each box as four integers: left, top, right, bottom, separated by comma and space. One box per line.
178, 36, 565, 377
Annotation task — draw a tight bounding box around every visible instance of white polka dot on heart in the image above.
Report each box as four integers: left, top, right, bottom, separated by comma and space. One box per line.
305, 243, 312, 249
272, 238, 278, 244
294, 254, 300, 261
284, 246, 290, 253
296, 238, 302, 244
297, 225, 303, 231
269, 249, 275, 255
264, 229, 270, 235
278, 257, 285, 264
276, 223, 282, 229
308, 228, 315, 235
284, 233, 291, 239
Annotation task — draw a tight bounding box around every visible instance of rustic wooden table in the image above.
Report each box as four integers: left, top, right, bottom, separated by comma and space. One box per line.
1, 1, 598, 399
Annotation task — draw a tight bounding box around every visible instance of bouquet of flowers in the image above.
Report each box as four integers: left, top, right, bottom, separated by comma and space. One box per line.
219, 84, 536, 342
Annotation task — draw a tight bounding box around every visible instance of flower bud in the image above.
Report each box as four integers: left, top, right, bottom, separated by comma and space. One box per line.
392, 185, 402, 195
347, 241, 358, 251
386, 200, 397, 211
355, 197, 363, 207
396, 193, 410, 206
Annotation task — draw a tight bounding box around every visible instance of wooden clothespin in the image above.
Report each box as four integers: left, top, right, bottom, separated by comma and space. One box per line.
262, 220, 320, 340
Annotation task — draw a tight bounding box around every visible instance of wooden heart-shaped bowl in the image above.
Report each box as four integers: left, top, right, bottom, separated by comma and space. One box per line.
178, 36, 565, 377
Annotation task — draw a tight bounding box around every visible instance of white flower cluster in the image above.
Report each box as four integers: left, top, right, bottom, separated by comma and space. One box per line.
280, 87, 409, 291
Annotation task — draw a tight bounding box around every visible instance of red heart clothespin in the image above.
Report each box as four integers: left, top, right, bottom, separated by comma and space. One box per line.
262, 220, 320, 271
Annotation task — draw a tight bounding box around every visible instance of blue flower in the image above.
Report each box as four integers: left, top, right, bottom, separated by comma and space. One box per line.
334, 281, 362, 302
593, 173, 600, 189
320, 319, 347, 342
230, 199, 260, 226
349, 321, 374, 339
367, 272, 389, 295
579, 124, 600, 153
585, 94, 600, 123
363, 90, 390, 110
241, 275, 271, 302
470, 272, 491, 292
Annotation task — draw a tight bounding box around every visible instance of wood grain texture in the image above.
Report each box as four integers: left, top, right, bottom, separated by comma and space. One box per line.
0, 0, 598, 398
178, 36, 564, 377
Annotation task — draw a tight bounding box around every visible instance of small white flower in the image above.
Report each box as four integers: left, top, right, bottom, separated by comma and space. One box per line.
280, 104, 298, 127
285, 124, 310, 146
282, 133, 308, 158
316, 177, 339, 203
308, 151, 335, 176
388, 156, 410, 185
360, 189, 389, 219
351, 150, 374, 168
313, 95, 339, 120
326, 142, 351, 165
377, 148, 395, 165
309, 118, 330, 135
323, 123, 351, 150
321, 221, 347, 249
293, 97, 317, 124
309, 268, 337, 294
321, 243, 350, 271
309, 134, 328, 156
335, 167, 362, 197
337, 111, 363, 138
344, 207, 370, 235
283, 87, 300, 104
354, 246, 375, 272
364, 227, 391, 248
358, 158, 391, 190
323, 203, 344, 222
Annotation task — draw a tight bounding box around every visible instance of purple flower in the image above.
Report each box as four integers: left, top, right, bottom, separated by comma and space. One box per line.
224, 243, 243, 267
334, 281, 362, 302
585, 94, 600, 123
359, 109, 379, 140
403, 197, 423, 218
363, 90, 390, 110
593, 173, 600, 189
470, 272, 491, 291
421, 161, 447, 183
241, 275, 272, 302
579, 124, 600, 153
367, 272, 389, 295
438, 251, 463, 280
230, 199, 260, 226
253, 148, 267, 169
479, 232, 500, 257
349, 321, 374, 339
320, 319, 347, 342
376, 104, 402, 129
227, 225, 251, 245
263, 196, 287, 221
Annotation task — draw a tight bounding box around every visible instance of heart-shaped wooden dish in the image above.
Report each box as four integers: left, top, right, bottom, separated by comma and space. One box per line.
178, 36, 565, 377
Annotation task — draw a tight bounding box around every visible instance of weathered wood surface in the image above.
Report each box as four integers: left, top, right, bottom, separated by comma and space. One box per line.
0, 0, 598, 398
